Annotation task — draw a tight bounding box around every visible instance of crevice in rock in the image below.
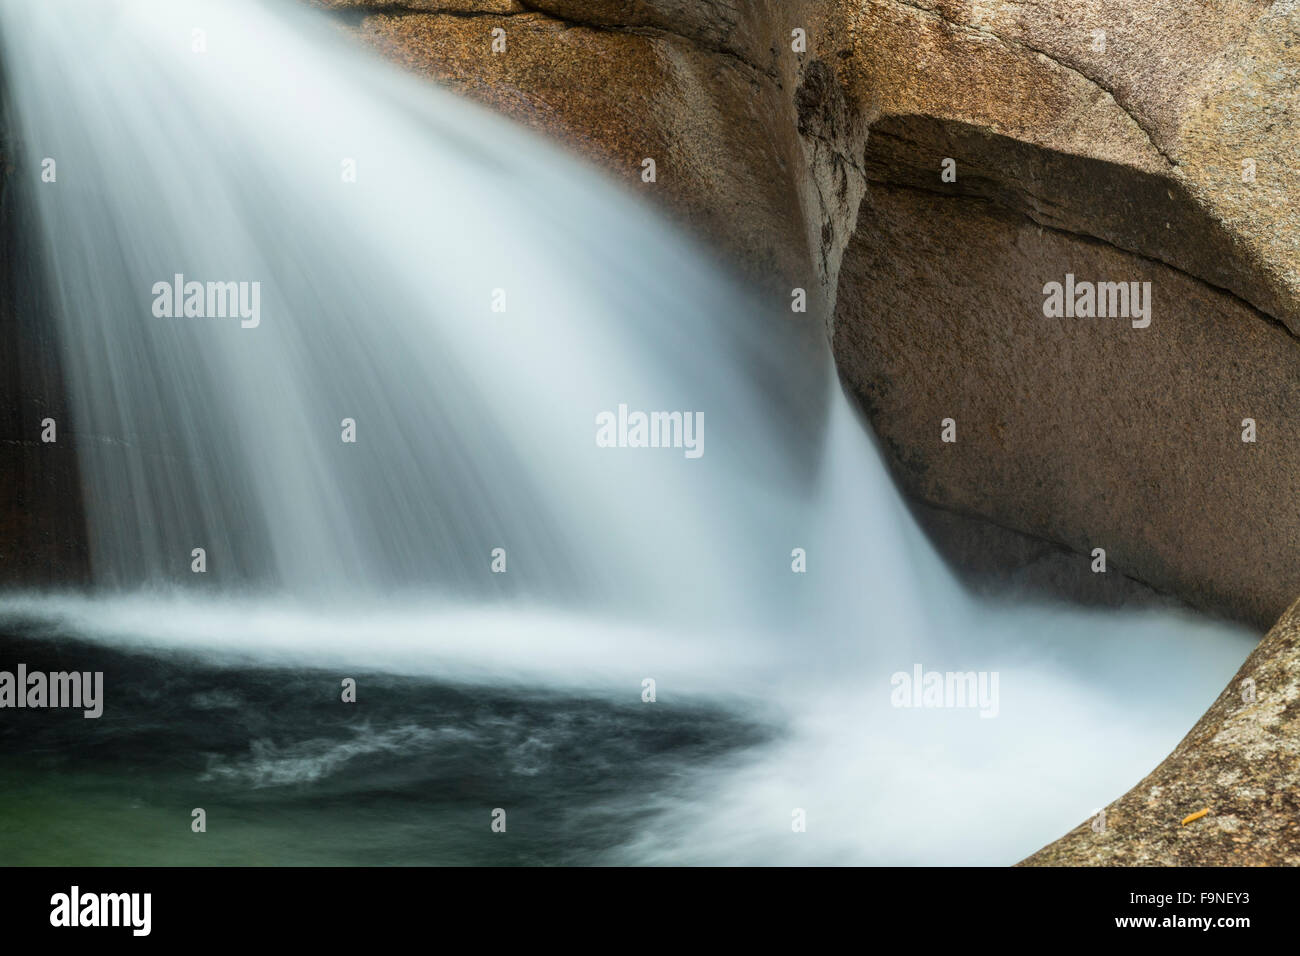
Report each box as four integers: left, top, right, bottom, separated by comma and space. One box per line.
868, 174, 1300, 351
319, 0, 779, 80
793, 58, 872, 321
514, 0, 770, 76
906, 491, 1195, 614
859, 113, 1300, 349
877, 0, 1180, 168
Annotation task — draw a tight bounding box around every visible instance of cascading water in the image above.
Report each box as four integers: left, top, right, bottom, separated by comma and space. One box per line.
0, 0, 1257, 865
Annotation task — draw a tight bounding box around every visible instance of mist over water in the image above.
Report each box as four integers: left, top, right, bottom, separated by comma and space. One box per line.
0, 0, 1257, 865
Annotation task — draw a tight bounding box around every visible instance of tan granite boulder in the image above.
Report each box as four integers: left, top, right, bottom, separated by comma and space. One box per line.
829, 0, 1300, 626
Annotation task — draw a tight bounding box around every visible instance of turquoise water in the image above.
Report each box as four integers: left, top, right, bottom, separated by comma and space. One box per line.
0, 626, 770, 866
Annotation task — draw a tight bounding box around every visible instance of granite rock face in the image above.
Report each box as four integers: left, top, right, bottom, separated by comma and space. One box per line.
831, 1, 1300, 628
836, 178, 1300, 628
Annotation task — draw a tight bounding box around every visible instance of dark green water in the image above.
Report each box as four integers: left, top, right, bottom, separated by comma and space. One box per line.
0, 630, 772, 865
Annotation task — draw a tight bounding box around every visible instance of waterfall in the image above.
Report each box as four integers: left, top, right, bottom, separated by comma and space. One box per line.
0, 0, 1257, 865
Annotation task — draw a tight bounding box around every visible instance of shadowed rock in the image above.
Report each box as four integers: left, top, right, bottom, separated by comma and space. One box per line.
0, 127, 90, 586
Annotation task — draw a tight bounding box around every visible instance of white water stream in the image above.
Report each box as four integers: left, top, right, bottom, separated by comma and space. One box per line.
0, 0, 1256, 864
